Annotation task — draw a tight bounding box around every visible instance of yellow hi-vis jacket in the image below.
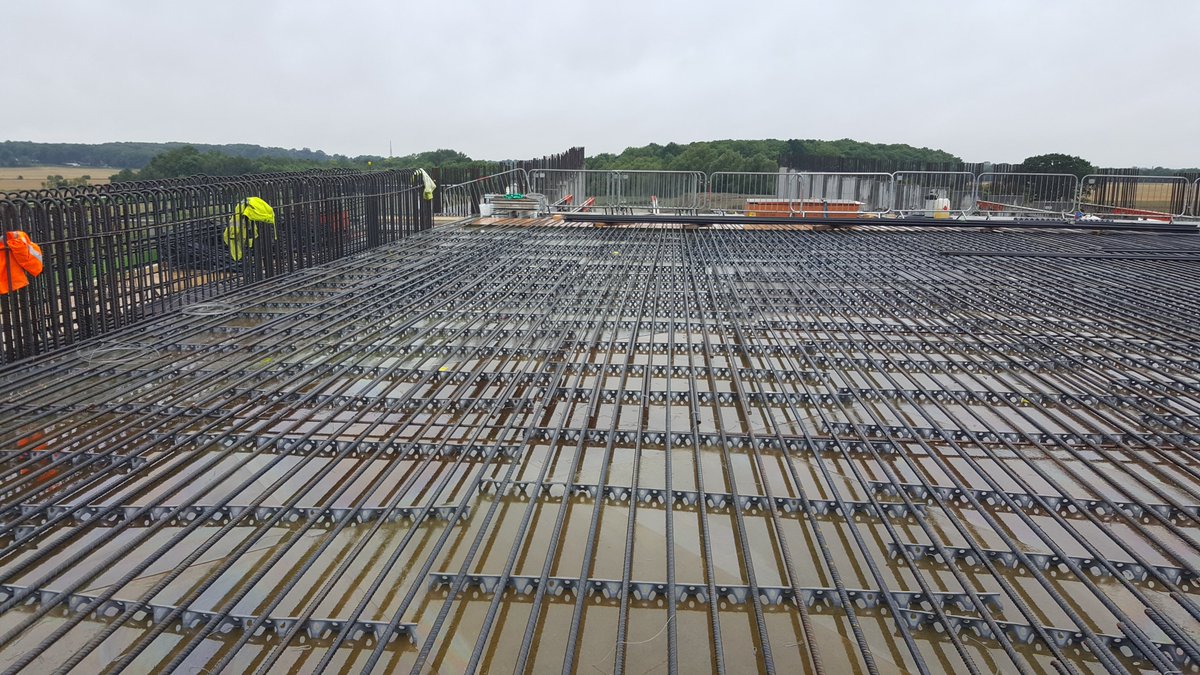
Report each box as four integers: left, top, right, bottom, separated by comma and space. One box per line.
222, 197, 276, 261
415, 169, 436, 201
1, 231, 44, 294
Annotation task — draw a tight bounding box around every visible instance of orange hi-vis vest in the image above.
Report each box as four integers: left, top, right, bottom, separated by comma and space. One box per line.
1, 231, 44, 294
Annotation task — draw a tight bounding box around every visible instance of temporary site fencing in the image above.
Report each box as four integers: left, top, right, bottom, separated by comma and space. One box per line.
612, 170, 707, 213
443, 170, 709, 218
449, 168, 1200, 220
1081, 174, 1193, 219
705, 171, 798, 216
0, 169, 432, 363
428, 147, 586, 214
892, 171, 976, 215
976, 173, 1081, 217
439, 169, 532, 217
529, 169, 619, 212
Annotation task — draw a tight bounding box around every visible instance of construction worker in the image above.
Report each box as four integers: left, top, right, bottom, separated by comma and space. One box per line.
222, 197, 276, 261
0, 230, 44, 294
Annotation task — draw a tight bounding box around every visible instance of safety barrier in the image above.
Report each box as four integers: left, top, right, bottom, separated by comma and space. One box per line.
612, 170, 705, 214
975, 173, 1080, 218
892, 171, 976, 216
439, 169, 530, 217
0, 169, 431, 363
1080, 174, 1191, 220
707, 172, 800, 216
528, 169, 618, 212
448, 168, 1199, 223
524, 170, 703, 215
795, 172, 894, 216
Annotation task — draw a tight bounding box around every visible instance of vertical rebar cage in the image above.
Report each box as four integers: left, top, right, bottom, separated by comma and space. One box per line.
0, 169, 431, 363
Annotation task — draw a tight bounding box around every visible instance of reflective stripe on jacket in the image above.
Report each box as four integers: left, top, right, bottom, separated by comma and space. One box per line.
7, 231, 44, 276
1, 231, 43, 294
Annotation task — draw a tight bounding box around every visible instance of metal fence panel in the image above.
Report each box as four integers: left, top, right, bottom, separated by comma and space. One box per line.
528, 169, 618, 212
892, 171, 976, 215
439, 169, 529, 217
975, 173, 1079, 217
706, 171, 800, 215
1183, 177, 1200, 218
1080, 174, 1190, 219
796, 172, 894, 216
614, 170, 704, 214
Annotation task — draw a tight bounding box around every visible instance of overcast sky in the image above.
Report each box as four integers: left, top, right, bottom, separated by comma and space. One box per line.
5, 1, 1196, 167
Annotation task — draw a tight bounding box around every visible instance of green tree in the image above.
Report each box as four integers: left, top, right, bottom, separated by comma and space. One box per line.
588, 138, 960, 173
42, 174, 90, 188
668, 145, 718, 173
109, 168, 137, 182
139, 146, 207, 178
1014, 154, 1095, 203
1019, 153, 1094, 179
109, 145, 492, 182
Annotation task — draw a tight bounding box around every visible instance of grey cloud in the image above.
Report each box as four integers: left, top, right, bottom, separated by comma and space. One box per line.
4, 0, 1196, 167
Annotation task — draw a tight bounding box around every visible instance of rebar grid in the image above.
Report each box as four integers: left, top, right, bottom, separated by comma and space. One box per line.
1, 222, 1198, 674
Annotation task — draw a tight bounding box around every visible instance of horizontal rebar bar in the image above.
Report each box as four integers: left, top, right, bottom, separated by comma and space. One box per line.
0, 583, 417, 644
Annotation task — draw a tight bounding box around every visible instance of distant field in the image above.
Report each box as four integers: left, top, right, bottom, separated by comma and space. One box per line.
0, 166, 113, 192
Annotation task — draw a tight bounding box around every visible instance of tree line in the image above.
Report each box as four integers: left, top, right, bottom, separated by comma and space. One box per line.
0, 141, 338, 169
587, 138, 961, 175
6, 138, 1196, 184
96, 145, 1131, 185
108, 146, 492, 182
